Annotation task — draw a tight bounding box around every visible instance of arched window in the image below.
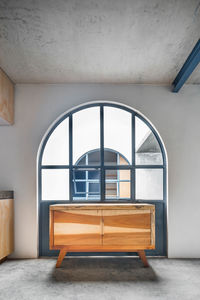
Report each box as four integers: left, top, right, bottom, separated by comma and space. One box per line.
39, 103, 165, 202
38, 102, 167, 256
73, 149, 130, 200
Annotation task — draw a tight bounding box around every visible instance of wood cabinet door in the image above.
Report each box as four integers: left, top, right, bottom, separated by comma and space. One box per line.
102, 209, 152, 247
53, 209, 101, 246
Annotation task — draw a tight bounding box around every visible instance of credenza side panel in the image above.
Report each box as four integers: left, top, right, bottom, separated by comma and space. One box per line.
52, 209, 102, 246
102, 209, 152, 247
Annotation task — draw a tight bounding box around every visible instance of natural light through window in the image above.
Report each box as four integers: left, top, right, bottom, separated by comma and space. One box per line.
40, 103, 165, 202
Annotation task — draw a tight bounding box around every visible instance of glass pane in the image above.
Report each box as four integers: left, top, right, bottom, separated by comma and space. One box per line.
119, 182, 130, 198
119, 155, 128, 165
135, 117, 163, 165
119, 170, 131, 198
104, 107, 132, 165
89, 183, 100, 193
72, 169, 100, 201
73, 107, 100, 165
105, 169, 117, 180
106, 183, 117, 197
105, 169, 131, 199
136, 169, 163, 200
88, 170, 100, 180
74, 170, 86, 180
88, 150, 100, 165
119, 169, 131, 181
104, 150, 117, 165
76, 182, 86, 193
77, 156, 86, 166
42, 169, 69, 200
42, 118, 69, 165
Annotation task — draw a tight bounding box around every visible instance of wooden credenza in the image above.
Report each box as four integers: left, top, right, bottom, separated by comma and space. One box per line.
49, 204, 155, 268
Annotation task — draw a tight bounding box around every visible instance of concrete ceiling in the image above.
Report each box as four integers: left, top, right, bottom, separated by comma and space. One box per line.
0, 0, 200, 84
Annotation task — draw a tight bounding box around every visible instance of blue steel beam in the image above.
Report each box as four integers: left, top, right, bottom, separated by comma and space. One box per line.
172, 39, 200, 92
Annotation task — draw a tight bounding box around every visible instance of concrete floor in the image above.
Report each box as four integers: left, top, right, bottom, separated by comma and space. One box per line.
0, 257, 200, 300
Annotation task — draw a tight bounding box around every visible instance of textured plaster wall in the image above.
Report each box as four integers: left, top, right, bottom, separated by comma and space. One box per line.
0, 84, 200, 258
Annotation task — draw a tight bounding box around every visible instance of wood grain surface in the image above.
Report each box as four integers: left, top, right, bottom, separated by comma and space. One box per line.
50, 204, 155, 268
50, 204, 155, 250
103, 209, 151, 246
0, 69, 14, 124
0, 199, 14, 259
50, 204, 155, 210
52, 209, 101, 246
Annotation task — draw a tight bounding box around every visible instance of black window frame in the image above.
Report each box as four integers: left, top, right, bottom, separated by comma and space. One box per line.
39, 102, 166, 203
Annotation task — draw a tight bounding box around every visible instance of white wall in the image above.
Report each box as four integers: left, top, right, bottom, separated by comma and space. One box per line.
0, 83, 200, 258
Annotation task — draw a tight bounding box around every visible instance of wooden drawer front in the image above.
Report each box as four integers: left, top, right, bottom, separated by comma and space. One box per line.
103, 210, 151, 246
53, 209, 101, 246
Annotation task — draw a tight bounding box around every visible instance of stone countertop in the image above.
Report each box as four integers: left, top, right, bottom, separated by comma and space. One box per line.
0, 191, 14, 199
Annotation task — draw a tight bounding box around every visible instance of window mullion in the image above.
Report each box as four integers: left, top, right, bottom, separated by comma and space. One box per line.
69, 115, 73, 202
86, 154, 88, 200
100, 105, 105, 202
131, 113, 136, 202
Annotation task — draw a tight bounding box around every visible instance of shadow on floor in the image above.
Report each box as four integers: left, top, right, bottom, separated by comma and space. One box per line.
52, 257, 159, 282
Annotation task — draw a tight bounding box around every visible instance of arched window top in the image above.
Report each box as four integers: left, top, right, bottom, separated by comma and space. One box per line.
39, 102, 166, 202
75, 148, 129, 166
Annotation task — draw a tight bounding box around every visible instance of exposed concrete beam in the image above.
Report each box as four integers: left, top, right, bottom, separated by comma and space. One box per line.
172, 39, 200, 92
